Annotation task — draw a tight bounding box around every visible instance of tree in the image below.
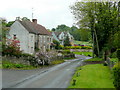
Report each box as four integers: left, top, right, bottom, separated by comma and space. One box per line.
6, 21, 15, 27
64, 35, 71, 46
0, 18, 9, 43
70, 1, 119, 57
53, 24, 71, 32
53, 40, 60, 49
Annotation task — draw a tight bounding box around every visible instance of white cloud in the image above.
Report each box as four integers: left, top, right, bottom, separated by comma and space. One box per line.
0, 0, 77, 29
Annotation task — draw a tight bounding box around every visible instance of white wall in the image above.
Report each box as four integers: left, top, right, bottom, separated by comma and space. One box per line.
9, 21, 34, 54
28, 34, 35, 54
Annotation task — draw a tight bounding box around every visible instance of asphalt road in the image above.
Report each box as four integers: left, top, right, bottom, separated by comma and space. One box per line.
2, 55, 91, 88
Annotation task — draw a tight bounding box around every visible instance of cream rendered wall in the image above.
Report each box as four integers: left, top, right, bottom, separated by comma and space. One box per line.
28, 34, 35, 54
9, 21, 35, 54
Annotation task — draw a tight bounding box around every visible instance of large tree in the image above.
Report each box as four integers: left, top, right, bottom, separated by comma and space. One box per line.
70, 1, 119, 57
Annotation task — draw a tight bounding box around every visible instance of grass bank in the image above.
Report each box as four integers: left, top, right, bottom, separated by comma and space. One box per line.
2, 60, 37, 70
73, 52, 92, 57
85, 58, 103, 61
68, 64, 114, 88
74, 40, 92, 46
51, 60, 65, 65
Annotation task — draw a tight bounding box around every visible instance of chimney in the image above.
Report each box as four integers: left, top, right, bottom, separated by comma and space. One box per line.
32, 19, 37, 24
16, 17, 21, 21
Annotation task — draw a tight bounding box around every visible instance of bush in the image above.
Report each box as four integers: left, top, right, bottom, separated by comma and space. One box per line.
112, 62, 120, 88
15, 64, 24, 68
117, 49, 120, 61
2, 43, 22, 57
3, 64, 13, 68
63, 46, 92, 49
110, 51, 117, 58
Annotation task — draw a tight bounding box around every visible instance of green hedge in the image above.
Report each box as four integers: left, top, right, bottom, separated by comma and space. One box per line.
112, 62, 120, 88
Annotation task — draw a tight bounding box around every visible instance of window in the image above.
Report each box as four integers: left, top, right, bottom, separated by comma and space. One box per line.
13, 34, 17, 39
31, 47, 33, 53
31, 36, 33, 41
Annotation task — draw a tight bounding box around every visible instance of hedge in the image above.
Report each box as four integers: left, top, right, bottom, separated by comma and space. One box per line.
112, 62, 120, 89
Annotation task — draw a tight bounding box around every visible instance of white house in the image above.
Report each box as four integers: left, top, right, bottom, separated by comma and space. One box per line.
9, 17, 53, 54
52, 31, 74, 46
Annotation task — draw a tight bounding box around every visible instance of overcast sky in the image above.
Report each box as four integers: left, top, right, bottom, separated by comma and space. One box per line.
0, 0, 79, 29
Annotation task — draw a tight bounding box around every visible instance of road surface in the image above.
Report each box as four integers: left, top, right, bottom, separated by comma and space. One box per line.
2, 55, 91, 88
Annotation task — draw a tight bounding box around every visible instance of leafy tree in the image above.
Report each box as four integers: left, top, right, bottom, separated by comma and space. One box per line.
6, 21, 15, 27
0, 18, 9, 43
54, 24, 71, 32
64, 35, 71, 46
70, 2, 119, 57
53, 40, 60, 49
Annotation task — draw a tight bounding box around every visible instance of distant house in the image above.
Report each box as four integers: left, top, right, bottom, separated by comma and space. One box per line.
9, 17, 53, 54
52, 31, 74, 46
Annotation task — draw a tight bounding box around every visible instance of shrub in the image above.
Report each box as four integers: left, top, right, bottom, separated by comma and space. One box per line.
117, 49, 120, 61
61, 50, 71, 54
15, 64, 24, 68
3, 64, 13, 68
112, 62, 120, 88
110, 51, 117, 58
2, 39, 22, 57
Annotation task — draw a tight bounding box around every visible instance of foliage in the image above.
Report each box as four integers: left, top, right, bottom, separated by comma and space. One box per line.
73, 52, 92, 57
6, 21, 15, 27
109, 51, 117, 58
110, 58, 118, 63
2, 39, 22, 57
64, 35, 71, 46
53, 40, 61, 49
2, 60, 36, 69
112, 62, 120, 88
51, 60, 65, 65
60, 50, 71, 54
52, 24, 91, 41
54, 24, 71, 32
70, 2, 119, 57
85, 58, 103, 61
117, 49, 120, 61
64, 46, 92, 49
73, 40, 92, 46
68, 64, 114, 88
1, 18, 9, 43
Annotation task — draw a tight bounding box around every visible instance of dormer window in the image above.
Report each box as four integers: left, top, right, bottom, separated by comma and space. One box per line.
13, 34, 17, 40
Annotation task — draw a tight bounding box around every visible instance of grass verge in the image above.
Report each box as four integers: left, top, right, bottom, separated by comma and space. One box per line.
73, 52, 92, 56
68, 64, 114, 88
85, 58, 103, 61
74, 40, 92, 46
51, 60, 65, 65
64, 57, 76, 60
2, 60, 38, 70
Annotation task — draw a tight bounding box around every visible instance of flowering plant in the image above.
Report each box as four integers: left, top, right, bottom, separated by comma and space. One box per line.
2, 38, 22, 57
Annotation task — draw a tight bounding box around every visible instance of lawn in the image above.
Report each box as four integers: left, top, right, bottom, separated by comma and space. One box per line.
74, 40, 92, 46
51, 60, 65, 65
73, 52, 92, 57
85, 58, 103, 61
68, 64, 115, 88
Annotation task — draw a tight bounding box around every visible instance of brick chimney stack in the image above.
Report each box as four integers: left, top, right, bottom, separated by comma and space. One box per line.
32, 19, 37, 24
